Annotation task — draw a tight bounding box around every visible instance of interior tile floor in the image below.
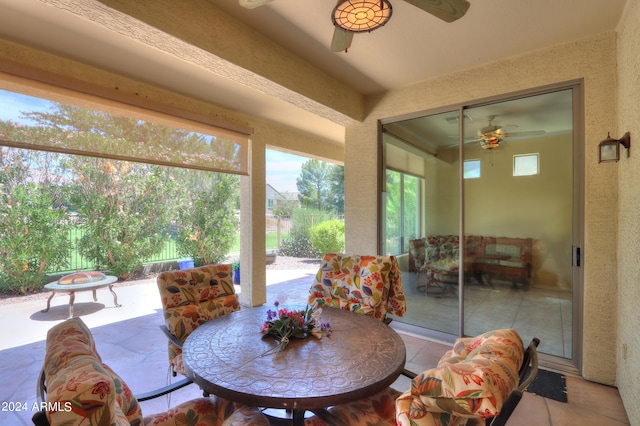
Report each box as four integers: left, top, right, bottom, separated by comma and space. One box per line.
0, 270, 629, 425
400, 270, 573, 359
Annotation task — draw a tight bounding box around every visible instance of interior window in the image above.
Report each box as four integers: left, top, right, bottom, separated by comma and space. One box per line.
513, 153, 539, 176
464, 159, 481, 179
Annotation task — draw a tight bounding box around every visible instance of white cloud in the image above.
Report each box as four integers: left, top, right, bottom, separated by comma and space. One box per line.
266, 150, 308, 193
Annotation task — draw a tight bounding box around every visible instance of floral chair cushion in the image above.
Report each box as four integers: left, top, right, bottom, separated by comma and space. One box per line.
308, 253, 406, 321
42, 318, 270, 426
303, 387, 401, 426
414, 235, 459, 272
143, 397, 271, 426
157, 264, 240, 373
43, 317, 144, 426
396, 329, 524, 426
425, 236, 441, 262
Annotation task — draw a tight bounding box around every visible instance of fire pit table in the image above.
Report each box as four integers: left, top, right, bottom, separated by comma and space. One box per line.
41, 271, 120, 318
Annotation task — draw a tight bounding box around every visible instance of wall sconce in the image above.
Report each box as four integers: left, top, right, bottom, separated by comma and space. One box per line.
598, 132, 631, 163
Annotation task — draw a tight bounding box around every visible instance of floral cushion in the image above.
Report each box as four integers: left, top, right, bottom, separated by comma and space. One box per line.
314, 387, 401, 426
157, 264, 240, 373
44, 317, 143, 426
143, 398, 270, 426
425, 236, 441, 261
308, 253, 406, 321
414, 236, 460, 274
437, 235, 460, 260
42, 318, 269, 426
396, 329, 524, 426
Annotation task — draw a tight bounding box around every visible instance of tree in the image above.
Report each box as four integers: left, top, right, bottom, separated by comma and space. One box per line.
327, 165, 344, 214
174, 170, 240, 266
0, 147, 72, 293
66, 157, 176, 279
296, 160, 344, 213
1, 101, 241, 284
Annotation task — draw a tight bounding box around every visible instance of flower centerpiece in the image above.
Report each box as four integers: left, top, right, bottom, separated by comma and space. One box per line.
260, 301, 331, 357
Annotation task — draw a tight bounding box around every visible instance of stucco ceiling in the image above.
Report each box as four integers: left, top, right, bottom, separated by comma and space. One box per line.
0, 0, 627, 145
213, 0, 625, 95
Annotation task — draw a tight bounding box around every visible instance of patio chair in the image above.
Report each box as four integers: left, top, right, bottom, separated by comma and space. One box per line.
308, 253, 406, 324
304, 329, 539, 426
156, 264, 240, 377
481, 336, 540, 426
31, 317, 269, 426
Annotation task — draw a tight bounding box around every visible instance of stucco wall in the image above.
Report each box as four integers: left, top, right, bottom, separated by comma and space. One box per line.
615, 0, 640, 420
345, 33, 618, 384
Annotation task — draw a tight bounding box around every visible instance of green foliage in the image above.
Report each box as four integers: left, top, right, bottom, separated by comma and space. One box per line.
0, 149, 72, 293
296, 160, 344, 213
0, 100, 244, 289
278, 235, 321, 258
67, 158, 176, 279
272, 198, 296, 218
19, 103, 243, 172
174, 170, 240, 266
309, 220, 345, 255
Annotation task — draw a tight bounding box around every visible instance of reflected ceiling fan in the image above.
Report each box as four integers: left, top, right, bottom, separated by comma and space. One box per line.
475, 115, 546, 150
239, 0, 471, 52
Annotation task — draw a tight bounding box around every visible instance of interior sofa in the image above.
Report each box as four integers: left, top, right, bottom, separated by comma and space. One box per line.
409, 235, 533, 293
472, 236, 533, 289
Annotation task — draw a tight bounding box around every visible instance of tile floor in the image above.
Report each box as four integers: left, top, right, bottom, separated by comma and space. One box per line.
400, 271, 573, 358
0, 269, 630, 425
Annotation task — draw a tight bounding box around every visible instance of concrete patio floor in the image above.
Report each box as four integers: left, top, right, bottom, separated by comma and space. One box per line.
0, 268, 630, 425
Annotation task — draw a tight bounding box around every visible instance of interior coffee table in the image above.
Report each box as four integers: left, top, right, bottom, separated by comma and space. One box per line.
182, 305, 406, 425
41, 272, 120, 318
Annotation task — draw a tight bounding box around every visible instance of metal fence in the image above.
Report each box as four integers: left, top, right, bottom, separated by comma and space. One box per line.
55, 213, 343, 274
58, 227, 180, 274
265, 213, 344, 250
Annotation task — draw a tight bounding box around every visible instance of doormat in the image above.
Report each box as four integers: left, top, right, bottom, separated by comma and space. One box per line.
526, 369, 567, 402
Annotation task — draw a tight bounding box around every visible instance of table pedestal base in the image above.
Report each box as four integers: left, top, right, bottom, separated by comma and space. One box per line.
262, 408, 347, 426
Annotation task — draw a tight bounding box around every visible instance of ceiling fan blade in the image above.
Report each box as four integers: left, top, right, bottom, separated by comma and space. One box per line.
402, 0, 470, 23
505, 130, 547, 137
330, 27, 353, 52
239, 0, 275, 9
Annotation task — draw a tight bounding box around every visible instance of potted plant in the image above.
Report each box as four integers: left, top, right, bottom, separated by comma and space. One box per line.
231, 261, 240, 284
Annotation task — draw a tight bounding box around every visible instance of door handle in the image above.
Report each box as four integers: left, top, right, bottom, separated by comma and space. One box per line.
573, 246, 581, 267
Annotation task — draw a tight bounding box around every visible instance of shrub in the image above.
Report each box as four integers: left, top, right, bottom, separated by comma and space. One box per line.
278, 235, 321, 258
175, 171, 240, 266
309, 220, 345, 254
0, 184, 72, 293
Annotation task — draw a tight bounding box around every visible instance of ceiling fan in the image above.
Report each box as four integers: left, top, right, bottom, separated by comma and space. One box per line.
476, 115, 546, 150
238, 0, 471, 52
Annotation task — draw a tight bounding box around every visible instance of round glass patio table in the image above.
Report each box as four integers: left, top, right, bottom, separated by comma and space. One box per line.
182, 305, 406, 425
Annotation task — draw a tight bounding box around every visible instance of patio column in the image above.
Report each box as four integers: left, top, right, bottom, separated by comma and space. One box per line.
239, 138, 267, 307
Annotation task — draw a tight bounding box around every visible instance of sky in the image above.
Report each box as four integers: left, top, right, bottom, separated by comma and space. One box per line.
0, 89, 51, 125
1, 89, 310, 190
265, 149, 308, 193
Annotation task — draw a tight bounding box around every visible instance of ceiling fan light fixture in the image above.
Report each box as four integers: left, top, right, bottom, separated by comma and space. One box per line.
480, 136, 503, 149
332, 0, 393, 33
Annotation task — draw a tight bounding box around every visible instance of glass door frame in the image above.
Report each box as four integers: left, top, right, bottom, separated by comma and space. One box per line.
378, 80, 584, 373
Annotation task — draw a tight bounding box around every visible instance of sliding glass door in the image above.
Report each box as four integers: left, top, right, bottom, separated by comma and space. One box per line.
382, 109, 460, 336
381, 85, 581, 369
